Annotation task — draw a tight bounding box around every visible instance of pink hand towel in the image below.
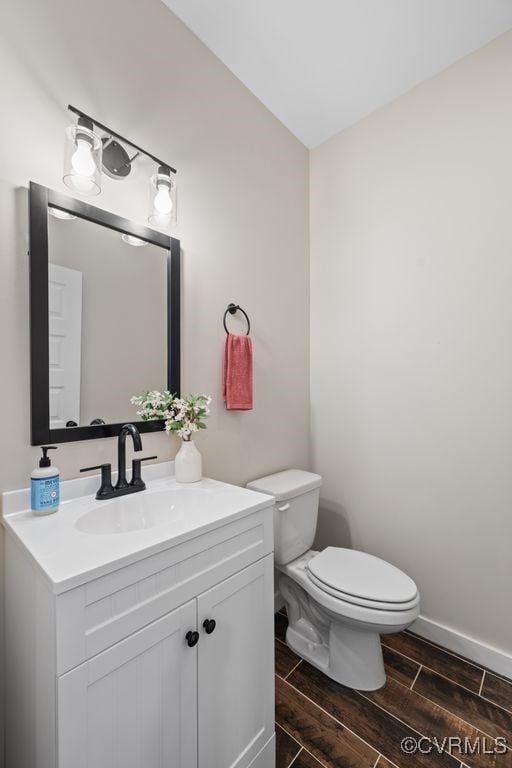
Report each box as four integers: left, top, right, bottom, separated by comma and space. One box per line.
223, 333, 253, 410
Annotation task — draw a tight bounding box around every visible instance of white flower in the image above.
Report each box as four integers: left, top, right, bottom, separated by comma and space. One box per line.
132, 390, 211, 437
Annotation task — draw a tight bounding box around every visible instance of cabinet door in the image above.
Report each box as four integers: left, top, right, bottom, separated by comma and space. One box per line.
197, 555, 275, 768
58, 600, 197, 768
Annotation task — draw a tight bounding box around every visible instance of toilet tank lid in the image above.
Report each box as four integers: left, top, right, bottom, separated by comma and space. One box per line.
246, 469, 322, 501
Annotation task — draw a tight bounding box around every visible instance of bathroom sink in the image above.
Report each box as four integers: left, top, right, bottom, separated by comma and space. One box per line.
2, 468, 273, 593
75, 487, 211, 535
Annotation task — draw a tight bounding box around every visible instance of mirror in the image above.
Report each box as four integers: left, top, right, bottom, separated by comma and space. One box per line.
47, 216, 168, 428
29, 182, 180, 444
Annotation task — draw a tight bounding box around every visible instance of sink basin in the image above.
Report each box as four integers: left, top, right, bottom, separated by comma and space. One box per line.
75, 487, 212, 535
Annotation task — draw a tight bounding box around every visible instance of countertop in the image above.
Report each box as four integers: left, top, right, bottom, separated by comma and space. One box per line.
1, 463, 274, 594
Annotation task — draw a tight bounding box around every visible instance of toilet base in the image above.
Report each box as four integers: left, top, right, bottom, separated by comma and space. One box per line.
279, 573, 387, 690
286, 617, 386, 690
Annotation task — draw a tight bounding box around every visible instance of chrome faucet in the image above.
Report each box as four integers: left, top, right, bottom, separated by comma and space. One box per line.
80, 423, 157, 500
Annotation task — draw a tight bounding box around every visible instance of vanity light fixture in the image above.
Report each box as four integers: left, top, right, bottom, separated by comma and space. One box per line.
63, 105, 177, 231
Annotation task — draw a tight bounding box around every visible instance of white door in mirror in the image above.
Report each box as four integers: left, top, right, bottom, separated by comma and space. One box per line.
48, 263, 82, 428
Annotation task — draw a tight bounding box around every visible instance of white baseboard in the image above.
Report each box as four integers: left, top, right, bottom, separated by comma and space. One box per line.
274, 586, 512, 681
411, 615, 512, 680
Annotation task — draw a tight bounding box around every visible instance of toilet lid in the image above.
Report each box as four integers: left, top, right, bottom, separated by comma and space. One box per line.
307, 547, 418, 605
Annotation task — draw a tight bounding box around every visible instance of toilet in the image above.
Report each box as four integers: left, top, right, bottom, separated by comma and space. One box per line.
247, 469, 420, 690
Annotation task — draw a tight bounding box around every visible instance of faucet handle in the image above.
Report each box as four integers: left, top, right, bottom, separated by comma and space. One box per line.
130, 455, 158, 489
80, 463, 111, 473
80, 463, 114, 499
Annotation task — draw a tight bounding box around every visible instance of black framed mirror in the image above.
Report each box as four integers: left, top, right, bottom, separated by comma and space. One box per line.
29, 182, 180, 444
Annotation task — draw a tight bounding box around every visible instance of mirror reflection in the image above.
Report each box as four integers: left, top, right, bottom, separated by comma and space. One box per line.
47, 211, 168, 428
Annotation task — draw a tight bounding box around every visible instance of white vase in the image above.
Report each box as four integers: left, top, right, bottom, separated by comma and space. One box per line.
174, 439, 202, 483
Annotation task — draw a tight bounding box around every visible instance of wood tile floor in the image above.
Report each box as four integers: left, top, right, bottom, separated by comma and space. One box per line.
274, 611, 512, 768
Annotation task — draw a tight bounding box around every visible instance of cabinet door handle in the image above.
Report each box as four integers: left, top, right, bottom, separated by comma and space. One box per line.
277, 503, 290, 512
186, 630, 199, 647
203, 618, 216, 635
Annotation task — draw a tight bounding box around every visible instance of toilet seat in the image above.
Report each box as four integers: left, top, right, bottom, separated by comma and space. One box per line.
281, 552, 420, 631
306, 570, 419, 611
306, 547, 419, 611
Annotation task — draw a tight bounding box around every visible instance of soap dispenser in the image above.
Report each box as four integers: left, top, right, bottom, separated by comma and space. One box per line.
31, 446, 60, 516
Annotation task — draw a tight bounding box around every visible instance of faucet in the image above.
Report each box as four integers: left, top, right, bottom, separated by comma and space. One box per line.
80, 423, 157, 500
116, 423, 143, 490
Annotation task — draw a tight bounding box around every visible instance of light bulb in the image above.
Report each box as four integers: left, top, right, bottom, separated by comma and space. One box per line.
148, 166, 176, 230
68, 174, 96, 194
154, 184, 173, 215
71, 138, 95, 177
63, 119, 102, 195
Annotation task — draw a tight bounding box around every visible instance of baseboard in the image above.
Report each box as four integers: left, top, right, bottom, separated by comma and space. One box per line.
275, 587, 512, 680
411, 615, 512, 680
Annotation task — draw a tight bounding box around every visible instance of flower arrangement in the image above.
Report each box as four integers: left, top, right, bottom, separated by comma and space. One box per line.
131, 391, 211, 441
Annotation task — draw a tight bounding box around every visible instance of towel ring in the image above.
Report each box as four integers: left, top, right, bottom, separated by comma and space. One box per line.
223, 303, 250, 335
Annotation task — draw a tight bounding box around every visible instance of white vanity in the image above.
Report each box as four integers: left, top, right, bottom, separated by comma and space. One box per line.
2, 463, 275, 768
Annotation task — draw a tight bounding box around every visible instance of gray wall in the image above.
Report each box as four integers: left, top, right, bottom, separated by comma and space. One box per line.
0, 1, 310, 760
0, 0, 310, 489
310, 31, 512, 655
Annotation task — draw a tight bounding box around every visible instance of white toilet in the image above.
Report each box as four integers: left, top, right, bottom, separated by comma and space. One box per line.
247, 469, 420, 690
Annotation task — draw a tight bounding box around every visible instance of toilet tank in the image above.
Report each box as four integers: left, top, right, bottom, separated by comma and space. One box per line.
247, 470, 322, 565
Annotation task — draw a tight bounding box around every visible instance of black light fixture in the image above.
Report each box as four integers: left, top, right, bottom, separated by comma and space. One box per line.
63, 105, 177, 230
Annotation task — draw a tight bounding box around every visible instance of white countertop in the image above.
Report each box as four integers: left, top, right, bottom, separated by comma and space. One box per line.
1, 462, 274, 594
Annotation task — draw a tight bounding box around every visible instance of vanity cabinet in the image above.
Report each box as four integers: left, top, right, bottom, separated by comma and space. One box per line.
58, 557, 274, 768
58, 599, 198, 768
4, 495, 275, 768
197, 558, 274, 768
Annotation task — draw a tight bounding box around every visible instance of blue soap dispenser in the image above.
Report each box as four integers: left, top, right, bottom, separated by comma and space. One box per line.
31, 446, 60, 516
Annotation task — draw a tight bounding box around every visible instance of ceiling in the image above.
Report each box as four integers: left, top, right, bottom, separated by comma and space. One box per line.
161, 0, 512, 148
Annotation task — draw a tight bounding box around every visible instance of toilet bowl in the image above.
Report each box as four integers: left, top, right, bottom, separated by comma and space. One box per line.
247, 469, 420, 690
